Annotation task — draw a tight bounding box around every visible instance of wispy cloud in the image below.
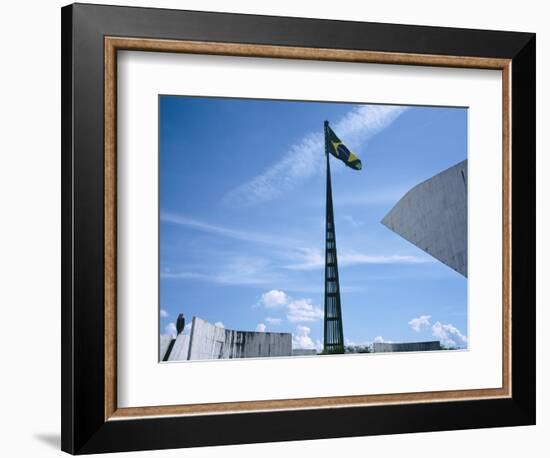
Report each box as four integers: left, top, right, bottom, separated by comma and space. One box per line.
223, 132, 323, 207
340, 252, 430, 266
285, 247, 431, 270
161, 212, 294, 247
162, 257, 281, 286
223, 105, 408, 207
161, 213, 428, 278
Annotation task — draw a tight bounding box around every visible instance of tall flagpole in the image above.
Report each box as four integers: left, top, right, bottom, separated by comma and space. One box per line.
323, 121, 345, 354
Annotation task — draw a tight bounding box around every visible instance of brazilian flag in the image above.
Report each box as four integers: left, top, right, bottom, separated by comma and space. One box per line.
326, 125, 362, 170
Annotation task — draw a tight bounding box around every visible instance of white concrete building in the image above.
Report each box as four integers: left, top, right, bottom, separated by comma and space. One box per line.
161, 316, 292, 361
382, 160, 468, 277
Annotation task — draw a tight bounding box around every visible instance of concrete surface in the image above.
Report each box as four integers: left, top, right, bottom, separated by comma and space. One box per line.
159, 333, 173, 361
160, 316, 292, 361
382, 160, 468, 277
167, 333, 191, 361
373, 341, 441, 353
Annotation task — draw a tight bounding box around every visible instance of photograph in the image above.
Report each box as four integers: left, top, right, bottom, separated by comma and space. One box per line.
158, 96, 468, 362
53, 2, 536, 454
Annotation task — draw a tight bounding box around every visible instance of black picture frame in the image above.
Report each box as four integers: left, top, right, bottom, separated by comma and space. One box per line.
61, 3, 535, 454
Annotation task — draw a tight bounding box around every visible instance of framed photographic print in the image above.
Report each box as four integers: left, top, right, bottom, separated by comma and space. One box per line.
61, 3, 536, 454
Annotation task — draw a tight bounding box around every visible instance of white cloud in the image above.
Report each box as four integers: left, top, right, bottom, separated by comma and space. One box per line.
258, 290, 323, 323
258, 289, 289, 308
214, 321, 225, 329
373, 336, 385, 343
223, 105, 408, 206
285, 247, 430, 270
287, 298, 324, 323
431, 321, 467, 348
408, 315, 432, 332
292, 325, 320, 350
165, 322, 177, 337
160, 309, 169, 318
265, 317, 282, 325
255, 323, 267, 332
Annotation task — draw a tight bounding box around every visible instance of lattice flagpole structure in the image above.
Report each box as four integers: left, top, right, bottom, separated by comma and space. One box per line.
323, 120, 345, 354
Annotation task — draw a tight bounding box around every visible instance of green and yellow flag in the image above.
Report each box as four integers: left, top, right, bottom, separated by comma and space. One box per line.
326, 125, 362, 170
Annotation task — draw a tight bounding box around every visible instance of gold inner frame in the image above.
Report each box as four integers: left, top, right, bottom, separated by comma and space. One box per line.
104, 37, 512, 421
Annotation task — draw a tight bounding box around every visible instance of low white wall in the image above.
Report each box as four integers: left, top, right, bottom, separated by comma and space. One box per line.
188, 317, 292, 360
159, 334, 173, 361
373, 341, 441, 353
168, 333, 190, 361
160, 317, 293, 361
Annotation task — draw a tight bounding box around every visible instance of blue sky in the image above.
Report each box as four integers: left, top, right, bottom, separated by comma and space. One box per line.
159, 95, 468, 351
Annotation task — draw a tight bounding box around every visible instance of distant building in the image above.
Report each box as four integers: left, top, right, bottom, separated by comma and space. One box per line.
372, 341, 441, 353
161, 316, 292, 361
292, 349, 318, 356
381, 160, 467, 277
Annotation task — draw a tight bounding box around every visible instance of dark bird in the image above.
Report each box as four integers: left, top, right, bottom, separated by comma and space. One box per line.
176, 313, 185, 335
